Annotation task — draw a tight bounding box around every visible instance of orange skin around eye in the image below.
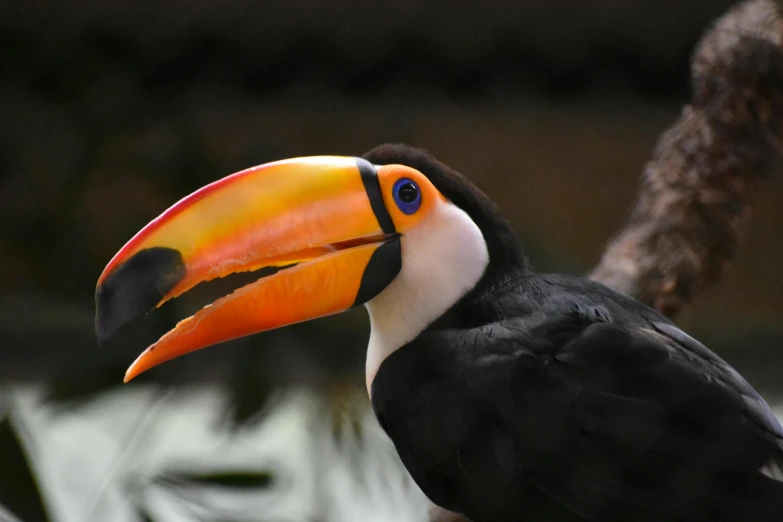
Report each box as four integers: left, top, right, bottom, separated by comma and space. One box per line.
376, 165, 446, 231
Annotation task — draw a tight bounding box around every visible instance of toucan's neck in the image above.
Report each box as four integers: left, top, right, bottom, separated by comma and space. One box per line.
362, 143, 533, 393
364, 199, 492, 391
456, 193, 532, 296
363, 185, 531, 391
422, 241, 532, 336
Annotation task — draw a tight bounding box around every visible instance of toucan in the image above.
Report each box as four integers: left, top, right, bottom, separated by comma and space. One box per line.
96, 144, 783, 522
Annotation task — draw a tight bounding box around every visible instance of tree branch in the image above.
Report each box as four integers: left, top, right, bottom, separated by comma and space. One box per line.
590, 0, 783, 318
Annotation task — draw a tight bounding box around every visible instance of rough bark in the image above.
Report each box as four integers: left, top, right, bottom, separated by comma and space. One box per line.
431, 0, 783, 520
590, 0, 783, 317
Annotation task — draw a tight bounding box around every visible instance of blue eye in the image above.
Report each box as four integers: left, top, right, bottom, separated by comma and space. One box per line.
392, 178, 421, 215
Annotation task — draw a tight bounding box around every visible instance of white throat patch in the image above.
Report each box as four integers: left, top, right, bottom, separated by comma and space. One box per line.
364, 200, 489, 394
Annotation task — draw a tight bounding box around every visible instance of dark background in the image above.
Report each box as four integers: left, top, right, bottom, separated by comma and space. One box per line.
1, 1, 782, 519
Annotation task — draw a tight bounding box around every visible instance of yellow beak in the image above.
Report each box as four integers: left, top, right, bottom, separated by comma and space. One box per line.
96, 156, 404, 382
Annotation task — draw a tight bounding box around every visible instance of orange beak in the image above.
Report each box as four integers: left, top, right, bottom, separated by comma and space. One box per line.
95, 157, 403, 382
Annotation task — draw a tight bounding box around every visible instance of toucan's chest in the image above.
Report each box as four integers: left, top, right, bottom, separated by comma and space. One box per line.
370, 296, 783, 522
367, 276, 681, 522
371, 337, 509, 519
369, 331, 585, 522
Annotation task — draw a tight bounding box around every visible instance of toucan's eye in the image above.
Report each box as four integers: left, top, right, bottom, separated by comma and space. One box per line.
392, 178, 421, 215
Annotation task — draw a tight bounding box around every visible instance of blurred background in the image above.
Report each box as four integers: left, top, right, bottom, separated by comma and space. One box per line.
1, 1, 782, 521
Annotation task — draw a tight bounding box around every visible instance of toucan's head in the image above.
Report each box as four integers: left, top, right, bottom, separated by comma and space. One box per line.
95, 144, 528, 390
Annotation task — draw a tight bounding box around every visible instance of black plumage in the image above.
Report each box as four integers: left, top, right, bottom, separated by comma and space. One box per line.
365, 144, 783, 522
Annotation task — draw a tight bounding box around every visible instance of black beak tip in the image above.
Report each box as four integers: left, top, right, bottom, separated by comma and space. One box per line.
94, 292, 115, 346
94, 247, 186, 345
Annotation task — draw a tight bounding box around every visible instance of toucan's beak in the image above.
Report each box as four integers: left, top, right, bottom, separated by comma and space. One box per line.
96, 156, 403, 382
